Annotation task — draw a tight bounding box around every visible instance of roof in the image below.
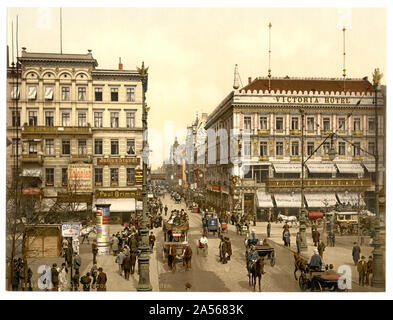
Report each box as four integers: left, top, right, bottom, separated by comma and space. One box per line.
19, 51, 98, 67
241, 77, 373, 94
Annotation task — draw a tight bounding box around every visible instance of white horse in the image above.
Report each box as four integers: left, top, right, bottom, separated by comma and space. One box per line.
278, 214, 298, 225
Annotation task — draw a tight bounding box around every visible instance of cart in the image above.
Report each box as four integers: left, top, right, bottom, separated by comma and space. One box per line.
206, 218, 220, 237
220, 222, 228, 234
298, 265, 346, 292
245, 242, 276, 267
196, 239, 208, 256
162, 220, 189, 271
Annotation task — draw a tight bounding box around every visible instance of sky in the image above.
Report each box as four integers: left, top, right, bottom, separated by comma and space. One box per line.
4, 4, 387, 168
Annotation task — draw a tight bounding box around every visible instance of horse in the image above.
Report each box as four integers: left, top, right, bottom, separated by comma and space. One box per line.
293, 252, 308, 281
278, 214, 298, 225
167, 245, 177, 272
182, 246, 192, 271
130, 252, 137, 274
248, 257, 265, 292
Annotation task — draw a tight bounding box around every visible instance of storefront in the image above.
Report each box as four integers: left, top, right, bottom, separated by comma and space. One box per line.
273, 192, 302, 216
256, 191, 274, 221
304, 192, 337, 211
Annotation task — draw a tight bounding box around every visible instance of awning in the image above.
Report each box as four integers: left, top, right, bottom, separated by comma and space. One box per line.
93, 198, 136, 213
45, 87, 54, 99
273, 193, 302, 208
28, 86, 37, 99
306, 163, 336, 174
256, 192, 273, 208
273, 163, 301, 174
36, 198, 57, 212
363, 163, 384, 173
21, 168, 42, 178
335, 163, 364, 174
337, 192, 366, 206
305, 193, 337, 208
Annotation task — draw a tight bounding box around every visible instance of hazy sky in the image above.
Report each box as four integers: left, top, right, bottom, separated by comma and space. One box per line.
5, 6, 387, 168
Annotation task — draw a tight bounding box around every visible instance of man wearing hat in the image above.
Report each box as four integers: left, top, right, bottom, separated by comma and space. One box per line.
352, 242, 361, 266
309, 249, 322, 271
247, 245, 259, 272
357, 256, 367, 286
365, 256, 373, 286
96, 267, 107, 291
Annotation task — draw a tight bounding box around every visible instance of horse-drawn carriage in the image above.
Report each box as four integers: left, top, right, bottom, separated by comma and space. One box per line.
245, 239, 276, 267
298, 265, 346, 292
202, 213, 220, 237
162, 220, 191, 271
236, 223, 249, 236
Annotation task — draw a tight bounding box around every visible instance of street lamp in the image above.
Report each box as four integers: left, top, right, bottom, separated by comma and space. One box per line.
136, 62, 152, 291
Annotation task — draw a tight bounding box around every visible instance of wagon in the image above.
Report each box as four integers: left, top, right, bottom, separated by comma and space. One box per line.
246, 243, 276, 267
298, 265, 346, 292
162, 220, 189, 262
206, 218, 220, 237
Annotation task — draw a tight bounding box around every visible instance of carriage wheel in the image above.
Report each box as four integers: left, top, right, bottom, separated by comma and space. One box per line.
311, 280, 323, 292
299, 274, 308, 291
270, 257, 276, 267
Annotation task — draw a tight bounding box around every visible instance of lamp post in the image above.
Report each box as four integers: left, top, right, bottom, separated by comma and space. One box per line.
137, 62, 152, 291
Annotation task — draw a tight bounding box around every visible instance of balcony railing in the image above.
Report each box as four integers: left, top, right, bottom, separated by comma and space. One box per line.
20, 154, 43, 164
259, 156, 270, 162
267, 178, 372, 190
22, 125, 92, 135
258, 129, 270, 135
290, 130, 301, 135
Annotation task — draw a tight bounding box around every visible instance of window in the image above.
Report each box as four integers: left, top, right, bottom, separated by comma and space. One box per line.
78, 139, 87, 155
127, 139, 136, 155
368, 117, 375, 131
307, 117, 314, 131
111, 88, 119, 101
111, 139, 119, 155
127, 168, 135, 185
45, 86, 54, 100
323, 141, 330, 155
291, 141, 299, 156
78, 112, 87, 127
27, 86, 37, 100
95, 88, 103, 101
276, 117, 283, 130
62, 139, 71, 155
12, 139, 22, 156
46, 168, 55, 186
110, 168, 119, 186
291, 117, 299, 130
78, 87, 87, 101
62, 168, 68, 186
45, 111, 54, 126
276, 142, 283, 156
353, 142, 361, 156
259, 141, 268, 156
95, 168, 103, 186
339, 142, 346, 156
29, 141, 37, 154
94, 139, 103, 155
28, 111, 38, 126
94, 112, 103, 128
323, 117, 331, 131
368, 141, 375, 156
62, 112, 71, 126
307, 142, 314, 157
243, 141, 251, 156
126, 112, 135, 128
338, 117, 346, 130
259, 116, 268, 130
353, 117, 361, 131
12, 111, 20, 127
244, 116, 252, 130
62, 87, 70, 101
126, 87, 135, 102
45, 139, 55, 156
110, 112, 119, 128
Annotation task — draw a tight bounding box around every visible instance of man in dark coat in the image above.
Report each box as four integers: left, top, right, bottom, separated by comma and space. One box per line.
352, 242, 361, 266
164, 205, 168, 216
123, 254, 132, 280
267, 222, 271, 238
65, 246, 72, 268
92, 240, 98, 265
51, 263, 59, 291
365, 256, 373, 286
149, 232, 156, 251
80, 272, 92, 291
96, 267, 107, 291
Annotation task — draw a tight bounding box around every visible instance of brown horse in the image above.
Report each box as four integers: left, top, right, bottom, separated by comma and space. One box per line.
167, 245, 177, 272
182, 245, 192, 271
248, 257, 265, 292
130, 252, 137, 274
293, 252, 308, 280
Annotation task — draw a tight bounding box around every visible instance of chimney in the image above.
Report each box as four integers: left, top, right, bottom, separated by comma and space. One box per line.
119, 57, 123, 70
248, 77, 252, 84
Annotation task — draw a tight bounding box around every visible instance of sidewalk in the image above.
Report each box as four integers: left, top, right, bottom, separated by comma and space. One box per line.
226, 220, 384, 292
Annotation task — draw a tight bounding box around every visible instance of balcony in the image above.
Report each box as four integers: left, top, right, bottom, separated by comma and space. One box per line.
22, 125, 92, 137
290, 156, 301, 162
70, 154, 92, 163
321, 130, 333, 135
352, 130, 364, 136
258, 130, 270, 135
267, 178, 372, 191
259, 156, 269, 162
20, 154, 43, 164
290, 130, 301, 136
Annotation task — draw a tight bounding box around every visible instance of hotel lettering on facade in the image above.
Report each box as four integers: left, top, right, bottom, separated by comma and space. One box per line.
6, 49, 145, 224
204, 77, 385, 220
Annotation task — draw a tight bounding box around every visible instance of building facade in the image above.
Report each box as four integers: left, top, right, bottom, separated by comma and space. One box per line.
204, 77, 385, 220
7, 49, 145, 224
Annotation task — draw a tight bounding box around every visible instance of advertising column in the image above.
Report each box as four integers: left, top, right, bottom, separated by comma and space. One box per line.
96, 204, 111, 255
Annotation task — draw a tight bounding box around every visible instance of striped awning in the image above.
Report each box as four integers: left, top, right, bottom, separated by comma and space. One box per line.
305, 193, 337, 208
273, 193, 302, 208
335, 163, 364, 174
256, 192, 273, 208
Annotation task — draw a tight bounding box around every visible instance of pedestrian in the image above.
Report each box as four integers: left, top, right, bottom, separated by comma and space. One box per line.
90, 263, 98, 290
111, 234, 119, 256
51, 263, 59, 291
59, 263, 68, 291
365, 256, 373, 286
72, 270, 80, 291
72, 236, 80, 255
357, 256, 367, 286
317, 240, 326, 259
62, 238, 69, 257
312, 228, 320, 246
309, 249, 323, 271
283, 229, 290, 247
123, 253, 132, 280
92, 239, 98, 265
115, 250, 125, 276
27, 267, 33, 291
296, 232, 301, 253
65, 246, 72, 268
164, 205, 168, 216
80, 272, 92, 291
73, 253, 82, 275
352, 242, 361, 266
266, 222, 271, 238
149, 231, 156, 251
96, 267, 107, 291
